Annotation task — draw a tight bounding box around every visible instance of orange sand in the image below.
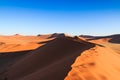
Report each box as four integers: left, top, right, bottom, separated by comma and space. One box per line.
0, 34, 120, 80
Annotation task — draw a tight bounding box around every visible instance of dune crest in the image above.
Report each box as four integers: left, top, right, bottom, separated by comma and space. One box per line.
4, 37, 95, 80
0, 34, 120, 80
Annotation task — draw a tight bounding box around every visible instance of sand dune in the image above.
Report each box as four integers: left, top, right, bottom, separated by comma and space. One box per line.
0, 34, 120, 80
0, 50, 31, 80
0, 34, 54, 80
86, 34, 120, 54
4, 37, 94, 80
89, 38, 111, 44
65, 46, 120, 80
82, 34, 120, 44
0, 34, 54, 52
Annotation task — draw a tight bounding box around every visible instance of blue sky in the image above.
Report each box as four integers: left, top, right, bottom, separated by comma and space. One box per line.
0, 0, 120, 36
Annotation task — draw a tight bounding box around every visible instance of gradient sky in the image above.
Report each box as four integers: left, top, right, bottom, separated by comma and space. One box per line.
0, 0, 120, 36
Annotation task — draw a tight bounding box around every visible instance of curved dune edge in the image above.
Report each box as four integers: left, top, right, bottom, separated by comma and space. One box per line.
65, 45, 120, 80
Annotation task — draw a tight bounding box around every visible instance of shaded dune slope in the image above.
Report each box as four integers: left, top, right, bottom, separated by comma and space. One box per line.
0, 50, 31, 70
108, 34, 120, 43
0, 50, 32, 80
5, 37, 95, 80
109, 38, 120, 44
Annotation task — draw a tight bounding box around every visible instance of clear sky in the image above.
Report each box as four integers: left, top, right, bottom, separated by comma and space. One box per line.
0, 0, 120, 36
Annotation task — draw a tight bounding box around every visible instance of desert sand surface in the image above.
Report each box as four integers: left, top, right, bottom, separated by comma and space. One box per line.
65, 45, 120, 80
0, 34, 55, 80
4, 36, 95, 80
0, 34, 54, 52
86, 34, 120, 54
65, 35, 120, 80
0, 34, 120, 80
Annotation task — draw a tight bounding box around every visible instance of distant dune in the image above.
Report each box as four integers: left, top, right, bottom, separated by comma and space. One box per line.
82, 34, 120, 54
0, 34, 54, 52
80, 34, 120, 44
0, 33, 120, 80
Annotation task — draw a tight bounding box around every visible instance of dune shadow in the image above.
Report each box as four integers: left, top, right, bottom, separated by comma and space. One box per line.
37, 39, 54, 44
37, 40, 95, 80
0, 50, 33, 80
0, 50, 33, 68
109, 38, 120, 44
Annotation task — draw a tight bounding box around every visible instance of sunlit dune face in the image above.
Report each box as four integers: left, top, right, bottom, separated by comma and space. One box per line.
0, 35, 54, 52
65, 46, 120, 80
89, 38, 111, 44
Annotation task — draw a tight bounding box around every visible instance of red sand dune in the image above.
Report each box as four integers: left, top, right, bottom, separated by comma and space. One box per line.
0, 34, 54, 79
65, 46, 120, 80
0, 34, 53, 52
4, 37, 94, 80
83, 34, 120, 44
89, 38, 111, 44
0, 34, 120, 80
